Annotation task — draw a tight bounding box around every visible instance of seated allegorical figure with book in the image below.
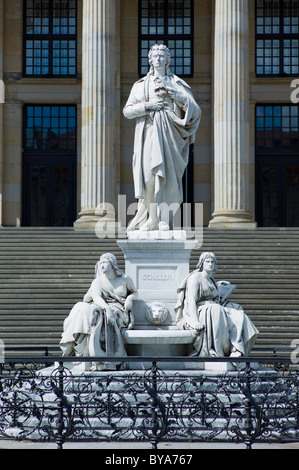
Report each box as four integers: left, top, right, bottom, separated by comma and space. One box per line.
175, 252, 259, 359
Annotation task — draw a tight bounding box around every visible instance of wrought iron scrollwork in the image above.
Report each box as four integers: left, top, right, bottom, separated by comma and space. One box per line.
0, 357, 299, 449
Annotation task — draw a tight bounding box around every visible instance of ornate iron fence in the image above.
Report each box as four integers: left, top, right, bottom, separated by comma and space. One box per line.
0, 353, 298, 449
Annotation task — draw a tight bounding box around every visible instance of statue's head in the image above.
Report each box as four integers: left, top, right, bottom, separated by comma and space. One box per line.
95, 253, 123, 278
146, 302, 169, 325
196, 252, 217, 273
148, 44, 171, 75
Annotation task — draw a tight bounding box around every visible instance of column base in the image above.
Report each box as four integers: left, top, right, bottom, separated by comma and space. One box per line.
74, 215, 102, 231
74, 212, 121, 235
209, 212, 257, 229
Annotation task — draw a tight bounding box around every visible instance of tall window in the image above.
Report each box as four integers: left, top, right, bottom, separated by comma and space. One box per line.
256, 105, 299, 151
24, 0, 77, 77
24, 105, 77, 151
256, 105, 299, 227
22, 105, 77, 227
256, 0, 299, 76
139, 0, 193, 77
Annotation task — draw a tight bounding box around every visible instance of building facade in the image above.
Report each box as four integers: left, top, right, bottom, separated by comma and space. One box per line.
0, 0, 298, 229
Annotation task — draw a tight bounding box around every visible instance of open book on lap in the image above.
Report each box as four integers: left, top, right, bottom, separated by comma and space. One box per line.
217, 280, 236, 304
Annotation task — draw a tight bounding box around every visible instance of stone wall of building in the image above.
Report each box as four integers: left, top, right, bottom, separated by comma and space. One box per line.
0, 0, 295, 227
1, 0, 82, 226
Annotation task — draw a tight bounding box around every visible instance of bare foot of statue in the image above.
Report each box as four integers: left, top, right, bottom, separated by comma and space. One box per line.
158, 221, 170, 231
230, 348, 242, 358
139, 218, 159, 231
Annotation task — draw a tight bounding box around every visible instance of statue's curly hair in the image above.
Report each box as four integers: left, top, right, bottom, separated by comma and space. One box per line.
147, 44, 172, 75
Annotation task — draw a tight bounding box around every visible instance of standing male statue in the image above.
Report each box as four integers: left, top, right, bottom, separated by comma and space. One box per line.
123, 44, 201, 231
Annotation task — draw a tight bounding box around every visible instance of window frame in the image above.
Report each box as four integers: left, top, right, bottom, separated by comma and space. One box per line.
23, 0, 77, 78
138, 0, 194, 78
255, 0, 299, 77
255, 104, 299, 154
255, 103, 299, 227
23, 103, 77, 154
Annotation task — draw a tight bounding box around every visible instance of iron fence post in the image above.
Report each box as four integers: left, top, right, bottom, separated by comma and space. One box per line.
150, 361, 159, 450
296, 367, 299, 435
244, 361, 253, 449
56, 361, 65, 450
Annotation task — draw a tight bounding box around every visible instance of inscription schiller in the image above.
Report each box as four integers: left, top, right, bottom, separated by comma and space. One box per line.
142, 273, 175, 281
137, 267, 177, 290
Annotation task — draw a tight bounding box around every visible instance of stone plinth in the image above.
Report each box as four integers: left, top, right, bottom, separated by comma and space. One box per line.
123, 329, 196, 369
117, 237, 198, 327
127, 230, 187, 241
117, 236, 199, 368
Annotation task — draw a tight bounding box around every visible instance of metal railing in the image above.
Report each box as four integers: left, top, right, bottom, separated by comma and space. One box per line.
0, 352, 298, 449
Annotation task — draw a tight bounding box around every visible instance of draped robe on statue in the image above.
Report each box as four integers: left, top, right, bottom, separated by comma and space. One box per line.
175, 271, 259, 358
123, 72, 202, 230
60, 275, 135, 366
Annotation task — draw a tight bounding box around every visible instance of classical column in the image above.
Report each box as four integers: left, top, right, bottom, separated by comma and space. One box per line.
209, 0, 256, 228
0, 0, 4, 226
75, 0, 119, 229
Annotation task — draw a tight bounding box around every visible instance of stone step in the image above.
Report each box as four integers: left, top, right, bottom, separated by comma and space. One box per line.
0, 283, 297, 291
0, 227, 298, 350
0, 290, 297, 298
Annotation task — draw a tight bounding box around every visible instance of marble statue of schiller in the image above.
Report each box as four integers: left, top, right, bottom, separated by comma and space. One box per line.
123, 44, 201, 232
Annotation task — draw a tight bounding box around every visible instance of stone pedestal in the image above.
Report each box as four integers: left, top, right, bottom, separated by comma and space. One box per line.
123, 330, 196, 369
117, 236, 198, 369
117, 237, 198, 327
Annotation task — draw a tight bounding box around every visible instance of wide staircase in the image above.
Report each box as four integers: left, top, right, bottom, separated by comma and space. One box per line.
0, 227, 298, 354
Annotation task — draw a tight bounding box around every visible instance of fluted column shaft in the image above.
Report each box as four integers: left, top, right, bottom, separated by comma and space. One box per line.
209, 0, 256, 228
76, 0, 118, 227
0, 0, 4, 226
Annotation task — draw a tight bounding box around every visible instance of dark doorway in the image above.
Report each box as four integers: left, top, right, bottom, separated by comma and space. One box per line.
22, 154, 76, 227
22, 104, 77, 227
256, 156, 299, 227
256, 104, 299, 227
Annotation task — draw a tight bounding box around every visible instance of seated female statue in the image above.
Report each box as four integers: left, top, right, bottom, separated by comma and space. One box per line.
60, 253, 136, 369
175, 252, 259, 358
